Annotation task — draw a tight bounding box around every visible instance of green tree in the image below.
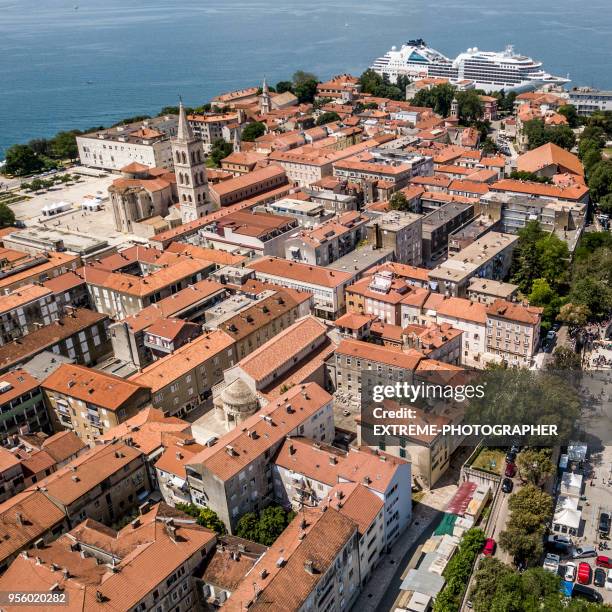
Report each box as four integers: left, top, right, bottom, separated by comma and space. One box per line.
570, 275, 612, 319
388, 191, 410, 211
292, 70, 318, 86
509, 170, 551, 184
582, 146, 602, 174
456, 90, 484, 124
557, 302, 590, 326
588, 160, 612, 203
557, 104, 579, 128
3, 144, 45, 176
524, 119, 576, 151
316, 111, 340, 126
0, 204, 15, 228
516, 448, 555, 486
240, 122, 266, 142
49, 131, 79, 159
410, 82, 456, 117
510, 221, 546, 293
598, 193, 612, 215
294, 79, 319, 104
276, 80, 294, 94
481, 138, 498, 155
255, 506, 295, 546
235, 512, 259, 541
207, 139, 233, 167
535, 234, 569, 289
175, 503, 227, 534
548, 346, 582, 372
358, 69, 404, 101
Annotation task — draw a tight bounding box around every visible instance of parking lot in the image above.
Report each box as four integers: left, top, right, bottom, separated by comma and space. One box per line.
550, 443, 612, 604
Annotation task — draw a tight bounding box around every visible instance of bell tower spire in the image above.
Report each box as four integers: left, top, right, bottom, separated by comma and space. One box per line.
171, 97, 213, 222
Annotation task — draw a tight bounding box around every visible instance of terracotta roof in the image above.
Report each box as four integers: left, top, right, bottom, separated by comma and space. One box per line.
0, 252, 80, 292
187, 382, 332, 481
211, 165, 286, 198
334, 312, 375, 330
0, 503, 215, 611
486, 299, 543, 325
0, 490, 66, 565
492, 178, 589, 201
144, 317, 198, 342
0, 284, 53, 315
226, 507, 357, 612
41, 431, 86, 464
154, 434, 205, 478
336, 339, 424, 370
0, 309, 107, 372
323, 482, 384, 535
219, 292, 300, 341
130, 329, 234, 393
238, 316, 326, 383
517, 142, 584, 177
425, 295, 487, 324
100, 407, 190, 455
32, 442, 143, 506
42, 363, 148, 411
0, 369, 40, 406
449, 179, 490, 195
42, 271, 86, 293
367, 262, 430, 283
121, 278, 226, 333
249, 257, 353, 288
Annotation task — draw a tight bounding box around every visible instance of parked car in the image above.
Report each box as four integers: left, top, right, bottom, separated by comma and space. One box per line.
505, 451, 516, 464
548, 534, 572, 546
606, 569, 612, 591
577, 562, 591, 585
572, 584, 603, 603
483, 538, 496, 556
505, 463, 516, 478
596, 555, 612, 569
543, 553, 560, 573
594, 567, 606, 587
565, 562, 577, 582
572, 546, 597, 559
599, 512, 610, 535
502, 478, 513, 493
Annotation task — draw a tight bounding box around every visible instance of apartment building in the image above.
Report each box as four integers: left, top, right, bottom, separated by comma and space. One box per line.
346, 270, 430, 326
0, 502, 216, 612
467, 278, 518, 305
32, 441, 150, 527
568, 87, 612, 115
485, 299, 543, 367
197, 209, 298, 257
209, 165, 288, 207
82, 251, 215, 320
42, 364, 151, 443
274, 437, 411, 549
143, 319, 201, 361
218, 290, 306, 360
491, 178, 589, 205
222, 316, 329, 397
225, 507, 361, 612
516, 142, 584, 179
248, 257, 355, 319
188, 112, 239, 151
110, 278, 227, 369
428, 231, 518, 297
130, 329, 236, 417
0, 285, 60, 346
421, 203, 474, 264
43, 271, 90, 311
284, 211, 369, 266
220, 150, 268, 175
257, 198, 334, 228
0, 370, 49, 446
333, 149, 433, 196
0, 431, 86, 501
185, 383, 334, 532
328, 339, 424, 401
0, 308, 111, 375
77, 114, 179, 171
0, 251, 80, 295
479, 191, 586, 250
367, 211, 423, 266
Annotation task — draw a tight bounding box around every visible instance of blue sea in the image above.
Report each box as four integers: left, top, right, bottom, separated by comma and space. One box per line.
1, 0, 611, 157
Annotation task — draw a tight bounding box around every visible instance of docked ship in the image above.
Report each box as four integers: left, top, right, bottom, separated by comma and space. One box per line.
370, 39, 570, 92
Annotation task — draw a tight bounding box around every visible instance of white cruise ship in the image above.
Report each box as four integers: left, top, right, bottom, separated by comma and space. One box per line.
371, 39, 570, 92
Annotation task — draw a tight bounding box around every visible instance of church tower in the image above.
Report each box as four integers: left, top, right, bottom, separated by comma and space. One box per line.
260, 77, 271, 115
450, 97, 459, 119
232, 125, 241, 153
171, 100, 212, 222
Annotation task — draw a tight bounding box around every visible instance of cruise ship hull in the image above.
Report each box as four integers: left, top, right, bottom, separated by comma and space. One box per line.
371, 40, 570, 94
